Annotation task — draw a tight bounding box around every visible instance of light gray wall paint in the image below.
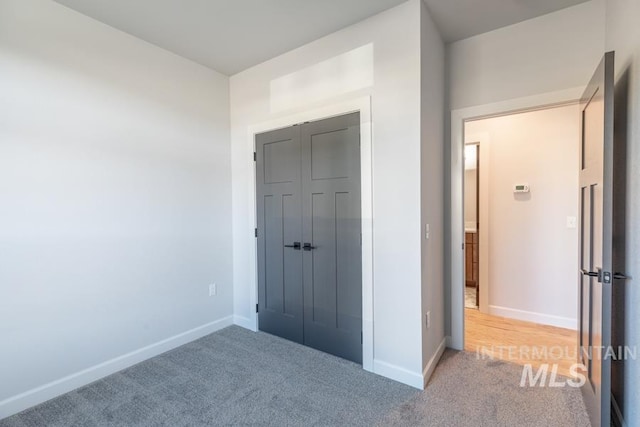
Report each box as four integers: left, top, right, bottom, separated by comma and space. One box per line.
605, 0, 640, 422
448, 0, 605, 110
420, 0, 446, 373
0, 0, 232, 409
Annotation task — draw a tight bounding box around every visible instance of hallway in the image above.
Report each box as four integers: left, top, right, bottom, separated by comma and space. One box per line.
465, 308, 578, 377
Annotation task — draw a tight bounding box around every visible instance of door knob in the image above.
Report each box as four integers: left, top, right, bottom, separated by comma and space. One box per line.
284, 242, 301, 250
303, 243, 317, 251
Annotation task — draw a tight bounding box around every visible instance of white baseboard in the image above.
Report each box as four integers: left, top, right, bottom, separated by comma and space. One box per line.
423, 338, 446, 388
233, 314, 257, 332
372, 359, 424, 390
489, 305, 577, 330
0, 315, 234, 420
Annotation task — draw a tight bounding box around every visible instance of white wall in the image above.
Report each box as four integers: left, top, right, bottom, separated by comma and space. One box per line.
0, 0, 232, 417
448, 0, 606, 110
465, 105, 580, 328
464, 169, 477, 227
605, 0, 640, 423
230, 0, 444, 387
420, 0, 446, 379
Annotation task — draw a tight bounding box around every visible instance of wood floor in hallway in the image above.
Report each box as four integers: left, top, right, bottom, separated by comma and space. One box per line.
464, 308, 578, 378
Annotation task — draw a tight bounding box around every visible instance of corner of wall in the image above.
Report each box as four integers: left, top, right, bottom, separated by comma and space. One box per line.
419, 0, 447, 376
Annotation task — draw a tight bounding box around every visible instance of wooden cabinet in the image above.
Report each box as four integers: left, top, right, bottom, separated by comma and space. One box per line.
465, 232, 478, 287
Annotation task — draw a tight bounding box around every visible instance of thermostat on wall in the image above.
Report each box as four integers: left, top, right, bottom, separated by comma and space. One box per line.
514, 184, 530, 193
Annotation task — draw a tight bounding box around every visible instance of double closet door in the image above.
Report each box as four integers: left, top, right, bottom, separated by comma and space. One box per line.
255, 112, 362, 364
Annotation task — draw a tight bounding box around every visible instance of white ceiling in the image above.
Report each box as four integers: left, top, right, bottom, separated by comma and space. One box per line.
53, 0, 407, 75
53, 0, 591, 75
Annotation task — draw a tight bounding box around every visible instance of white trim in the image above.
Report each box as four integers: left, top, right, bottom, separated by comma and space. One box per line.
422, 338, 446, 388
0, 316, 234, 420
488, 305, 577, 330
450, 87, 584, 350
245, 96, 374, 372
372, 359, 424, 390
233, 315, 257, 332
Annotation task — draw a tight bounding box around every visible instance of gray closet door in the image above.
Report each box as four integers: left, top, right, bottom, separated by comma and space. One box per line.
256, 112, 362, 364
301, 112, 362, 364
256, 125, 303, 344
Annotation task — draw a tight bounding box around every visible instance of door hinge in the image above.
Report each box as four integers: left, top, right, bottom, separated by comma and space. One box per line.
361, 331, 363, 344
253, 152, 257, 161
254, 228, 258, 238
462, 243, 465, 250
256, 304, 259, 313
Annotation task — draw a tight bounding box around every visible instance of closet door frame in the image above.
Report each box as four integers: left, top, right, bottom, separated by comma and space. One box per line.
246, 97, 373, 372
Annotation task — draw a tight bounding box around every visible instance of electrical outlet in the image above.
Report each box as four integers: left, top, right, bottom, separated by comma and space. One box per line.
566, 216, 577, 229
426, 311, 431, 329
209, 283, 217, 296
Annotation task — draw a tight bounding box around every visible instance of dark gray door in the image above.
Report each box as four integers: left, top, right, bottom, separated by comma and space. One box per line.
256, 125, 304, 344
256, 112, 362, 364
301, 113, 362, 364
579, 51, 615, 427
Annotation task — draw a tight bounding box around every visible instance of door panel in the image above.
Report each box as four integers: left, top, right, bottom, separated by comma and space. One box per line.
335, 191, 361, 332
256, 113, 362, 364
256, 126, 303, 344
579, 51, 614, 427
309, 191, 335, 326
302, 113, 362, 364
263, 138, 300, 184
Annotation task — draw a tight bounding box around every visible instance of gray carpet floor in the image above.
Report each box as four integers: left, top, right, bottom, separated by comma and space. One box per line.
0, 326, 590, 427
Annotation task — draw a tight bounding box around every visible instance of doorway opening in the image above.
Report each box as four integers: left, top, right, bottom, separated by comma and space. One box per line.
455, 100, 584, 377
451, 54, 617, 426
